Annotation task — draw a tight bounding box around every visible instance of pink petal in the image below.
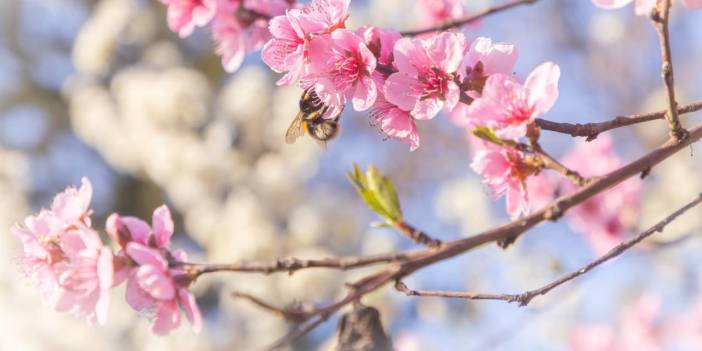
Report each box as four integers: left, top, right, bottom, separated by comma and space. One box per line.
384, 73, 420, 111
471, 149, 510, 180
97, 247, 114, 289
633, 0, 657, 15
152, 300, 181, 336
591, 0, 633, 9
152, 205, 174, 248
426, 32, 465, 73
352, 76, 377, 111
126, 243, 168, 270
178, 288, 203, 333
120, 216, 151, 245
307, 35, 336, 74
95, 281, 111, 325
267, 14, 300, 41
392, 38, 422, 77
524, 62, 560, 117
411, 96, 443, 120
126, 275, 155, 311
505, 183, 528, 219
378, 107, 420, 151
464, 37, 518, 76
135, 264, 176, 301
261, 38, 299, 73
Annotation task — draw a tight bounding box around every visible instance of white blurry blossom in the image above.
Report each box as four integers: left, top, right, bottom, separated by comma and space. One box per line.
72, 0, 137, 76
589, 13, 625, 45
434, 177, 496, 234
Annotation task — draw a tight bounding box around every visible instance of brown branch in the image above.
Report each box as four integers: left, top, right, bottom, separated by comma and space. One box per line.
400, 0, 541, 36
395, 221, 442, 248
231, 292, 313, 322
395, 193, 702, 306
183, 251, 414, 277
535, 101, 702, 140
264, 121, 702, 347
651, 0, 687, 141
532, 143, 586, 186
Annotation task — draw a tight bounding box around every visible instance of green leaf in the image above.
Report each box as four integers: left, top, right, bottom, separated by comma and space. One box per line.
471, 127, 517, 148
471, 126, 501, 144
347, 164, 403, 224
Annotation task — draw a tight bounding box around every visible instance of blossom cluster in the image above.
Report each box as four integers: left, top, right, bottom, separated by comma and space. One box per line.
160, 0, 294, 73
11, 179, 201, 335
592, 0, 702, 15
570, 294, 702, 350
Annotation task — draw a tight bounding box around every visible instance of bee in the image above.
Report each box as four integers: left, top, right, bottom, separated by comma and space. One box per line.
285, 88, 343, 148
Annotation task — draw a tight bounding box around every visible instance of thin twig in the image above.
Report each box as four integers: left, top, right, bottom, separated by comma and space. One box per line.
532, 143, 586, 186
268, 314, 329, 351
400, 0, 541, 36
651, 0, 687, 140
395, 193, 702, 306
183, 251, 413, 277
535, 101, 702, 140
231, 292, 313, 322
395, 221, 442, 248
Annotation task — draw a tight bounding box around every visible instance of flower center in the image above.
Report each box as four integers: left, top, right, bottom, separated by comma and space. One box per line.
419, 66, 453, 100
332, 51, 363, 90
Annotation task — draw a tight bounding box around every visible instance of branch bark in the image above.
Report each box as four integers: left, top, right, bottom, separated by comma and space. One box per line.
395, 193, 702, 306
651, 0, 687, 140
400, 0, 541, 36
535, 101, 702, 140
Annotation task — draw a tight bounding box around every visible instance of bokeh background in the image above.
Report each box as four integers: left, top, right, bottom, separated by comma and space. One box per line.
1, 0, 702, 350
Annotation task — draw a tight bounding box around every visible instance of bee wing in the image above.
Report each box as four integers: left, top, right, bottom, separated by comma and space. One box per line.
285, 112, 306, 144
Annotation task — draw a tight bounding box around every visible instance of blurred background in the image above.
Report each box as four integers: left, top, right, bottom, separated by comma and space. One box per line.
1, 0, 702, 350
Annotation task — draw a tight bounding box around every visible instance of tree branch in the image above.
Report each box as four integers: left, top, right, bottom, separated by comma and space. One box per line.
535, 100, 702, 140
651, 0, 687, 141
395, 193, 702, 306
183, 251, 414, 277
263, 121, 702, 348
394, 221, 442, 248
400, 0, 541, 36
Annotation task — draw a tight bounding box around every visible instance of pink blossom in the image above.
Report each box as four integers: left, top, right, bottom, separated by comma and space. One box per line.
212, 0, 290, 73
12, 211, 66, 307
261, 0, 350, 85
384, 32, 466, 120
307, 30, 377, 111
460, 37, 518, 97
53, 225, 114, 325
668, 298, 702, 350
569, 295, 662, 351
682, 0, 702, 9
465, 62, 560, 139
125, 243, 202, 335
303, 0, 351, 31
470, 140, 538, 219
50, 177, 93, 227
162, 0, 217, 38
106, 205, 175, 250
569, 325, 618, 351
11, 178, 114, 325
107, 205, 202, 335
451, 37, 518, 126
12, 178, 95, 307
562, 135, 642, 255
358, 26, 401, 69
370, 91, 420, 151
416, 0, 464, 27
